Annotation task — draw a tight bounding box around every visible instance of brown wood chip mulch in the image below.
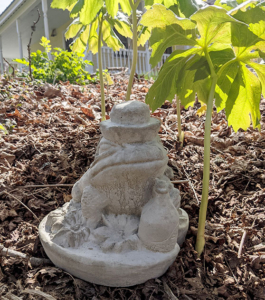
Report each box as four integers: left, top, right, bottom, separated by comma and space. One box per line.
0, 75, 264, 300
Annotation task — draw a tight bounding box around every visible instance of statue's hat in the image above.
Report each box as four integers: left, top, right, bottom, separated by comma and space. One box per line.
100, 100, 161, 144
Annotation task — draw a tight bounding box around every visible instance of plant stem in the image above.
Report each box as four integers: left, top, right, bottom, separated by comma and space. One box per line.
176, 94, 183, 144
98, 17, 106, 121
126, 0, 140, 101
195, 50, 217, 257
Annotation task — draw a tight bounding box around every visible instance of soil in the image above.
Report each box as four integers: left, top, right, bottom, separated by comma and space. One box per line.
0, 74, 264, 300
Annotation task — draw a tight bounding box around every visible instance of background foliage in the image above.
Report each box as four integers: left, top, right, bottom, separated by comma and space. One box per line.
14, 37, 93, 84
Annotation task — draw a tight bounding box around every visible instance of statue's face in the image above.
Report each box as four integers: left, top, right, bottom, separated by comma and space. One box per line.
88, 137, 168, 185
96, 137, 166, 164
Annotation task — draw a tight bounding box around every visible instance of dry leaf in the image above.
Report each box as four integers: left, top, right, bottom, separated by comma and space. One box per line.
22, 289, 56, 300
81, 107, 95, 120
6, 109, 22, 119
43, 83, 62, 98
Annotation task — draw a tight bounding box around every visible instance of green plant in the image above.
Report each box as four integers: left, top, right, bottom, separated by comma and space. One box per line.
0, 124, 8, 135
125, 0, 141, 100
140, 1, 206, 139
176, 95, 184, 145
14, 37, 93, 85
51, 0, 133, 120
142, 1, 265, 256
0, 118, 16, 136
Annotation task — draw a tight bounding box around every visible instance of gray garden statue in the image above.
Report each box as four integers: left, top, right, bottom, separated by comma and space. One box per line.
39, 100, 189, 287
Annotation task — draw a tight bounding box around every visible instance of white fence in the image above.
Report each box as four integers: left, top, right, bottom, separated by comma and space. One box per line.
86, 46, 171, 76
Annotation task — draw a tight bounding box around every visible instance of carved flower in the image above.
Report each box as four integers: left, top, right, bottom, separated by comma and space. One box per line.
93, 214, 140, 253
49, 202, 90, 248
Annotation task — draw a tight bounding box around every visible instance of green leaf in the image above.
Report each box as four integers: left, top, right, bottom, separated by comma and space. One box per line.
176, 53, 202, 108
40, 37, 52, 53
192, 56, 210, 82
214, 0, 239, 10
177, 0, 206, 18
80, 25, 90, 45
145, 0, 205, 13
163, 0, 176, 7
145, 0, 163, 8
216, 59, 262, 131
102, 19, 124, 51
247, 62, 265, 97
229, 0, 259, 15
65, 19, 83, 39
70, 0, 84, 17
141, 4, 196, 29
103, 71, 114, 85
88, 19, 99, 54
145, 48, 199, 111
13, 58, 29, 66
225, 63, 261, 131
190, 6, 241, 46
149, 24, 197, 67
231, 5, 265, 56
110, 11, 133, 38
215, 61, 239, 111
208, 44, 235, 68
51, 0, 77, 10
177, 54, 213, 106
141, 4, 175, 28
231, 23, 264, 58
72, 35, 87, 52
0, 124, 8, 135
105, 0, 119, 17
79, 0, 103, 25
119, 0, 131, 16
138, 26, 151, 47
194, 76, 212, 104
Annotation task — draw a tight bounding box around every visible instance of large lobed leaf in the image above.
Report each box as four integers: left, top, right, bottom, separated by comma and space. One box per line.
149, 25, 197, 67
177, 45, 235, 107
65, 18, 83, 40
51, 0, 78, 10
137, 25, 151, 47
141, 4, 197, 66
107, 11, 133, 39
145, 48, 201, 111
145, 3, 265, 132
231, 5, 265, 55
217, 62, 261, 131
214, 0, 249, 11
214, 5, 265, 131
145, 0, 206, 17
79, 0, 103, 25
64, 6, 132, 54
102, 20, 124, 51
190, 6, 241, 47
105, 0, 131, 17
141, 4, 196, 30
87, 19, 99, 53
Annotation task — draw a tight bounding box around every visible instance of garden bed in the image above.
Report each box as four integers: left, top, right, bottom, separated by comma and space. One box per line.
0, 75, 264, 300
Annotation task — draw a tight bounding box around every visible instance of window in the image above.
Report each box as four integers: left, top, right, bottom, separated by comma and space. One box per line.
113, 28, 128, 49
165, 47, 172, 54
65, 38, 73, 51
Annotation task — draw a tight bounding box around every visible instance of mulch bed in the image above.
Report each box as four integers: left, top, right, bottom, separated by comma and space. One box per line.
0, 74, 264, 300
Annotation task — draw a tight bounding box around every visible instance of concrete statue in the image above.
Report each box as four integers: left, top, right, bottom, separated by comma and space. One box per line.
39, 100, 189, 287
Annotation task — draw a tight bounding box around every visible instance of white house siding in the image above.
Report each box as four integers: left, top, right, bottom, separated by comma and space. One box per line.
31, 19, 71, 53
0, 0, 71, 68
